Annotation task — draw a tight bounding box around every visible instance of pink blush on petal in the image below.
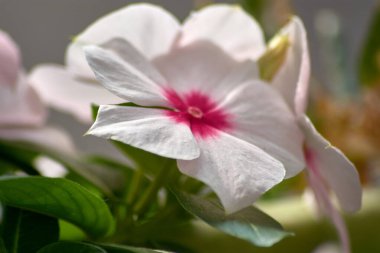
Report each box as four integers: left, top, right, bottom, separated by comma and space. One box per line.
163, 88, 233, 139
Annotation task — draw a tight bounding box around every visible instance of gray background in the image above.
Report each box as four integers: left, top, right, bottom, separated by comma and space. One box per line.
0, 0, 377, 155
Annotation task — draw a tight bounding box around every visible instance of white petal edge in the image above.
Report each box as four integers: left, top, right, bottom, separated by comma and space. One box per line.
29, 64, 123, 123
66, 3, 180, 79
87, 105, 200, 160
307, 169, 351, 253
0, 30, 20, 88
271, 16, 310, 116
218, 81, 305, 178
0, 126, 75, 155
301, 115, 362, 213
84, 45, 167, 107
0, 73, 46, 127
178, 131, 285, 214
180, 4, 266, 61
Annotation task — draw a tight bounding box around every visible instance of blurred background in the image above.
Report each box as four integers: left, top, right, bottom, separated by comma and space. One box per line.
1, 0, 379, 252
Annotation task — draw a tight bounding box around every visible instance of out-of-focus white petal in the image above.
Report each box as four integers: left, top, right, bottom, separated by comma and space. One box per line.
28, 64, 123, 123
0, 126, 75, 154
219, 81, 305, 178
180, 4, 266, 61
0, 30, 20, 88
34, 156, 68, 178
178, 131, 285, 214
66, 3, 180, 80
271, 17, 310, 116
153, 41, 237, 97
0, 74, 46, 127
306, 155, 350, 253
87, 105, 200, 160
301, 116, 362, 213
84, 45, 167, 107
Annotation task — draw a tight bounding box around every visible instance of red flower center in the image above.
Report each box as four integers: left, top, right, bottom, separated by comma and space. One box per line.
163, 88, 233, 139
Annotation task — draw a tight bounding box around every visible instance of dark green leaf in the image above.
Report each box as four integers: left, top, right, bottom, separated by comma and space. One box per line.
38, 241, 106, 253
2, 207, 58, 253
98, 243, 173, 253
359, 5, 380, 86
173, 190, 292, 247
0, 236, 8, 253
0, 176, 114, 238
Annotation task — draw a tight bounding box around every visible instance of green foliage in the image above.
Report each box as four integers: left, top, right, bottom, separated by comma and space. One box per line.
1, 207, 59, 253
173, 190, 291, 247
98, 243, 173, 253
0, 176, 114, 238
359, 4, 380, 86
38, 242, 107, 253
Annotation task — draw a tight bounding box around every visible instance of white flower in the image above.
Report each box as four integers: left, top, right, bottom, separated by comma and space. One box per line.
0, 30, 73, 155
78, 4, 305, 213
28, 4, 267, 124
270, 17, 361, 252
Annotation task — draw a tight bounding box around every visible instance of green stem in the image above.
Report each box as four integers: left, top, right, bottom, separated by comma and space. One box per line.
133, 159, 174, 216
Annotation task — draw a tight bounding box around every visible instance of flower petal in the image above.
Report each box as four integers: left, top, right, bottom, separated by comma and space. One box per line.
301, 116, 362, 213
307, 168, 350, 253
153, 40, 237, 96
87, 105, 200, 160
84, 45, 167, 106
180, 4, 266, 61
219, 81, 305, 178
271, 17, 310, 116
0, 74, 46, 127
66, 3, 180, 79
0, 126, 74, 154
0, 30, 20, 87
29, 64, 123, 123
178, 131, 285, 214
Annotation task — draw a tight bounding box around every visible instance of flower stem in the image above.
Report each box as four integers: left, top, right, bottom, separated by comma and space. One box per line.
133, 159, 174, 216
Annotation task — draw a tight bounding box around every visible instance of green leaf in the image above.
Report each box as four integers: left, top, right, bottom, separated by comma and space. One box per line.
359, 5, 380, 86
38, 241, 106, 253
98, 243, 173, 253
173, 190, 292, 247
0, 176, 114, 238
0, 237, 8, 253
2, 207, 59, 253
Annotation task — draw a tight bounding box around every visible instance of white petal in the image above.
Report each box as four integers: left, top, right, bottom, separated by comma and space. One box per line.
28, 64, 123, 123
66, 3, 180, 79
271, 17, 310, 116
153, 41, 237, 95
178, 131, 285, 214
87, 105, 200, 160
307, 170, 350, 253
84, 45, 167, 106
0, 30, 20, 88
0, 74, 46, 127
301, 116, 362, 213
180, 4, 266, 61
34, 156, 68, 178
219, 81, 305, 178
0, 126, 75, 154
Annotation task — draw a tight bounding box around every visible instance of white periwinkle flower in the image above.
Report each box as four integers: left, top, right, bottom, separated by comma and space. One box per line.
270, 17, 361, 253
75, 4, 305, 213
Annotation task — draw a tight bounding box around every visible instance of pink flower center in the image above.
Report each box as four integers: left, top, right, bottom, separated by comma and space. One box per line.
163, 88, 233, 139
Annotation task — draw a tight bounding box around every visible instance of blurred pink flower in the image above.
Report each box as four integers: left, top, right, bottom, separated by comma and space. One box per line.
0, 30, 73, 154
271, 17, 362, 253
80, 4, 305, 213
